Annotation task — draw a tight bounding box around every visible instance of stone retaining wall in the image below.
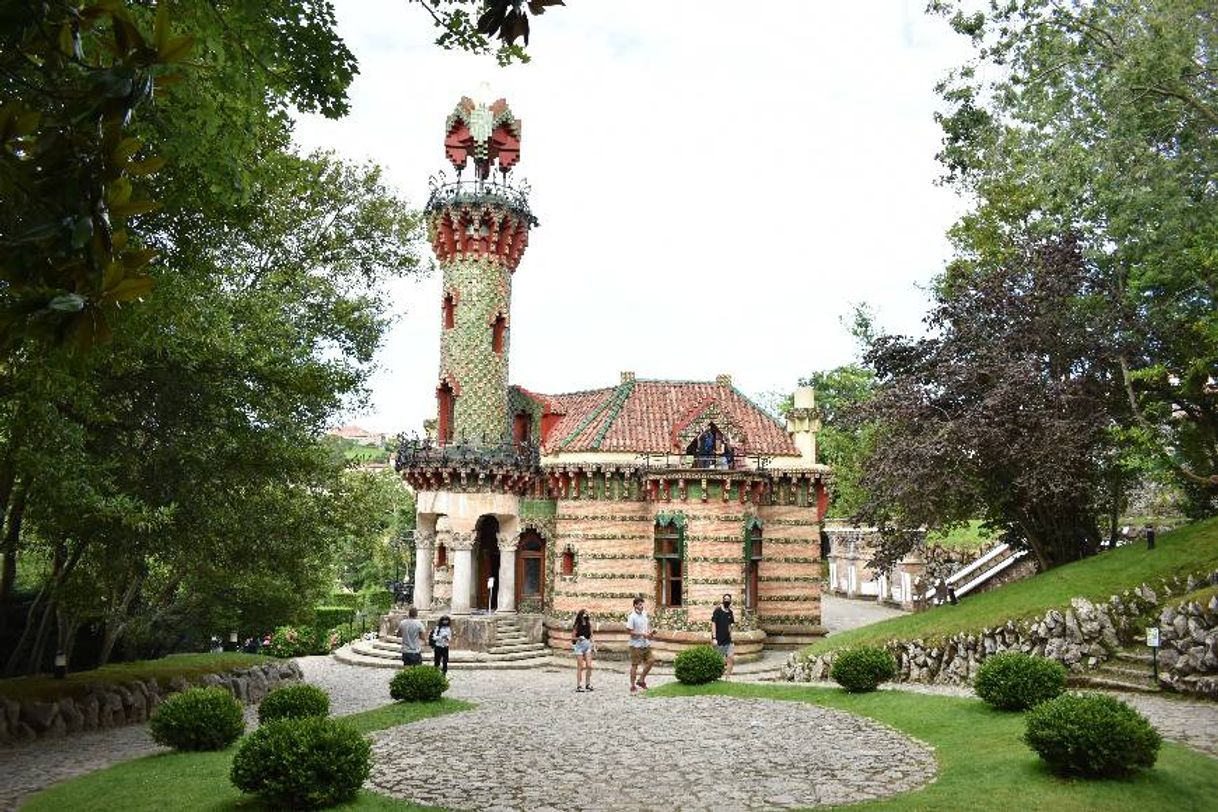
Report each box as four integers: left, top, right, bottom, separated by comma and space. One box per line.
783, 568, 1218, 699
0, 660, 301, 745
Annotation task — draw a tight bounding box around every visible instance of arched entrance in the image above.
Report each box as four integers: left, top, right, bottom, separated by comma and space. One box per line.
474, 515, 500, 611
516, 530, 545, 606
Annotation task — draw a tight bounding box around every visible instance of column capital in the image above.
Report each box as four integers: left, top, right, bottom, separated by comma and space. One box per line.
497, 532, 518, 552
449, 530, 475, 551
414, 529, 436, 549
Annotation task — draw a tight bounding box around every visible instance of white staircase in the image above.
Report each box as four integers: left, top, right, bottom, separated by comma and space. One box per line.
938, 542, 1031, 602
334, 616, 553, 670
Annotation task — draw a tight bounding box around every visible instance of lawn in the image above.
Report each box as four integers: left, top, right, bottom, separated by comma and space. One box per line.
924, 520, 995, 550
0, 653, 277, 703
22, 698, 472, 811
650, 682, 1218, 812
807, 517, 1218, 656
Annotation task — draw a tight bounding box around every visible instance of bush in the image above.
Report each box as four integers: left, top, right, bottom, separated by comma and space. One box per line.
1024, 692, 1161, 777
312, 605, 355, 631
149, 686, 244, 751
673, 644, 725, 685
266, 626, 326, 658
974, 652, 1067, 711
360, 587, 393, 614
389, 665, 448, 702
327, 592, 361, 610
830, 646, 897, 693
230, 716, 371, 808
258, 684, 330, 724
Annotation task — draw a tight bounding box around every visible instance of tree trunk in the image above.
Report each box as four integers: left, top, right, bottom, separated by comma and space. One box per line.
98, 569, 145, 666
0, 482, 28, 624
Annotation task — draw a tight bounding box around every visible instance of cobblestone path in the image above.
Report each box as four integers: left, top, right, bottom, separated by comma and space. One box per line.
821, 595, 907, 635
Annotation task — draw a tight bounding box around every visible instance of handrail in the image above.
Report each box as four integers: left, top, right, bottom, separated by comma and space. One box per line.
946, 542, 1011, 586
954, 549, 1029, 598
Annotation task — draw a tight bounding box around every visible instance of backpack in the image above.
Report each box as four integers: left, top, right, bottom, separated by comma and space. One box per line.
427, 627, 437, 648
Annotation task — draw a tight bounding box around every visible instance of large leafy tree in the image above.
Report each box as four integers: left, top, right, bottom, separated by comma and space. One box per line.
854, 236, 1128, 571
931, 0, 1218, 514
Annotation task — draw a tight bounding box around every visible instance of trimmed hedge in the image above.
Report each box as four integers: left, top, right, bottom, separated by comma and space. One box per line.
149, 686, 244, 751
258, 684, 330, 724
312, 606, 355, 631
674, 645, 725, 685
327, 592, 361, 610
974, 652, 1067, 711
1024, 692, 1161, 778
830, 646, 897, 693
230, 716, 370, 808
390, 665, 448, 702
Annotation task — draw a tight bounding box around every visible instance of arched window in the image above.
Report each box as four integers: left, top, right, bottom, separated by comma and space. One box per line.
437, 382, 456, 445
517, 531, 545, 600
443, 293, 455, 329
436, 543, 448, 568
684, 423, 732, 469
654, 516, 684, 607
745, 520, 763, 611
491, 314, 506, 354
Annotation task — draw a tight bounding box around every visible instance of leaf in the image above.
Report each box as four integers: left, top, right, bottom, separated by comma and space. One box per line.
159, 35, 196, 63
109, 199, 161, 218
107, 177, 133, 206
71, 216, 94, 248
154, 2, 170, 50
121, 248, 157, 271
104, 275, 154, 302
47, 293, 86, 313
102, 261, 124, 292
127, 155, 167, 176
112, 137, 142, 164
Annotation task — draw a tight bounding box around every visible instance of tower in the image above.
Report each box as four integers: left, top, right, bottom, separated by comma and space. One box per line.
426, 94, 537, 447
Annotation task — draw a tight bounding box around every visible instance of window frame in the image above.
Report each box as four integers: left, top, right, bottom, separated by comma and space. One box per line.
654, 517, 685, 608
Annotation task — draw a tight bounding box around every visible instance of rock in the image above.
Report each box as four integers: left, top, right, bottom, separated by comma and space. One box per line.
21, 700, 60, 733
80, 694, 99, 730
169, 676, 191, 693
3, 698, 20, 729
44, 714, 67, 739
58, 698, 84, 733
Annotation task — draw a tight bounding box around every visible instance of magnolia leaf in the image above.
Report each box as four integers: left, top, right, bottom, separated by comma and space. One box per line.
109, 199, 160, 217
107, 177, 132, 206
127, 155, 167, 176
71, 216, 94, 248
102, 260, 124, 292
121, 247, 157, 270
154, 2, 170, 50
159, 35, 195, 63
104, 275, 154, 302
48, 293, 86, 313
112, 136, 141, 164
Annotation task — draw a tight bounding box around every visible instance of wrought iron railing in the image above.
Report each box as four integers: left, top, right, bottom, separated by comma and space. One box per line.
424, 171, 539, 227
394, 432, 541, 472
635, 452, 773, 472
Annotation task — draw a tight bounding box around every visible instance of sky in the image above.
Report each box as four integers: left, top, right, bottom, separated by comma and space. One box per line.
292, 0, 975, 435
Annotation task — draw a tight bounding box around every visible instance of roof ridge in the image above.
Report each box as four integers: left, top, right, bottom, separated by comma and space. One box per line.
589, 378, 637, 450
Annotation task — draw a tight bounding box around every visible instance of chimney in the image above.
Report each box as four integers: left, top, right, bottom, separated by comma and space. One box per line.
620, 371, 635, 383
715, 374, 732, 387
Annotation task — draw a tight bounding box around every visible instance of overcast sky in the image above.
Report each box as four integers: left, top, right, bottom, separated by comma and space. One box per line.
292, 1, 974, 435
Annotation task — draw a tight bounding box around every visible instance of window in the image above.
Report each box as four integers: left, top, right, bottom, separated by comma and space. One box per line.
436, 543, 448, 568
745, 523, 763, 611
443, 293, 455, 329
491, 314, 506, 354
437, 383, 455, 445
561, 548, 575, 576
513, 411, 531, 449
654, 521, 683, 607
517, 532, 545, 599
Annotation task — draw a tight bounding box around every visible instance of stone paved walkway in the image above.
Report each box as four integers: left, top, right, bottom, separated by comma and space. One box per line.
821, 595, 907, 635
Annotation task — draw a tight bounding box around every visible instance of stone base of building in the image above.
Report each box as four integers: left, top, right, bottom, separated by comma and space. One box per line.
758, 623, 827, 650
541, 620, 770, 663
381, 610, 546, 652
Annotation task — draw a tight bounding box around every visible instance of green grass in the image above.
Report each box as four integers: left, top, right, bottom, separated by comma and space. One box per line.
0, 653, 277, 703
649, 682, 1218, 811
22, 698, 472, 812
925, 520, 996, 550
808, 517, 1218, 656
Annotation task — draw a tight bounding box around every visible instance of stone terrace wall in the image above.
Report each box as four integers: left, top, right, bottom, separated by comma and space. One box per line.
784, 569, 1218, 699
0, 659, 301, 745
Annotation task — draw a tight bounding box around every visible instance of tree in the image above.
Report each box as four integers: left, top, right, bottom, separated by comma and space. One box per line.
798, 365, 876, 519
854, 235, 1128, 571
414, 0, 564, 65
930, 0, 1218, 513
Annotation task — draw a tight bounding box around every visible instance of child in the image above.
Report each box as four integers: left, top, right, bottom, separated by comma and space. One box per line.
432, 615, 453, 675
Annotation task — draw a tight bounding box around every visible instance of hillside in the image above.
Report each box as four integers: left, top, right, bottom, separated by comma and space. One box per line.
807, 517, 1218, 656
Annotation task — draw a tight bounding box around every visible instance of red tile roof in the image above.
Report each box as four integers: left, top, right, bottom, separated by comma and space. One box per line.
530, 379, 798, 456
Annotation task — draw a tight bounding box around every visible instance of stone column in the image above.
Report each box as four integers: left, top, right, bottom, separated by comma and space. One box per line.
413, 530, 435, 610
497, 532, 519, 613
450, 530, 475, 614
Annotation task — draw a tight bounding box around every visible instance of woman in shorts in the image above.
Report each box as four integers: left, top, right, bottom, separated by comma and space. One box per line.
572, 608, 594, 692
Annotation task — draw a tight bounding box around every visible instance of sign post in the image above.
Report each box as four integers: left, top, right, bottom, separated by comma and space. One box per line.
1145, 626, 1160, 683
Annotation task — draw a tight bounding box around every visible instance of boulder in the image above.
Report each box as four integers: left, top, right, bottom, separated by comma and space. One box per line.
20, 700, 60, 733
58, 698, 84, 733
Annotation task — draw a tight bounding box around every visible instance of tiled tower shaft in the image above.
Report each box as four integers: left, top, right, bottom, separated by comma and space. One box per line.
429, 202, 531, 446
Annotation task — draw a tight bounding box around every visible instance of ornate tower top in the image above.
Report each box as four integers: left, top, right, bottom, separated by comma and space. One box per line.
443, 93, 522, 181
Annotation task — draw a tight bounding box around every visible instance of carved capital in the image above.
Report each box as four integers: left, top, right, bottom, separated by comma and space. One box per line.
414, 529, 436, 550
497, 532, 519, 552
448, 530, 475, 551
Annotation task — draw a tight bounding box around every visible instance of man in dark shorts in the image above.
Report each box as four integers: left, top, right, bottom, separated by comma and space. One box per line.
398, 606, 425, 666
711, 593, 735, 678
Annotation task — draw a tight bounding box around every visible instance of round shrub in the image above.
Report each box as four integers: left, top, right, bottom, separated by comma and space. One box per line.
258, 684, 330, 724
673, 644, 725, 685
830, 646, 897, 693
230, 716, 370, 808
1024, 692, 1161, 777
389, 665, 448, 702
149, 686, 244, 751
975, 651, 1067, 711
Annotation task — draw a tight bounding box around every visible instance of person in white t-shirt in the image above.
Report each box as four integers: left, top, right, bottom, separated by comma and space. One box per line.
626, 596, 655, 693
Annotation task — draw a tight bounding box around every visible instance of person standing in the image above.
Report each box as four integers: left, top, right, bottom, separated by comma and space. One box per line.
398, 606, 425, 667
711, 593, 736, 678
572, 608, 594, 692
626, 596, 655, 693
431, 615, 453, 675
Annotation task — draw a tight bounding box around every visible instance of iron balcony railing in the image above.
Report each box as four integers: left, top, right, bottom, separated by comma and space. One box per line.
394, 433, 541, 472
635, 452, 774, 472
424, 171, 539, 227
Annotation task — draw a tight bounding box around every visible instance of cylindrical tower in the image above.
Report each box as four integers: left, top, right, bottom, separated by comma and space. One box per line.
426, 95, 537, 447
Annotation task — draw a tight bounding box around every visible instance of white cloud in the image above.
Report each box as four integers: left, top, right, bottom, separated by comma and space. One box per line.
292, 0, 973, 434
